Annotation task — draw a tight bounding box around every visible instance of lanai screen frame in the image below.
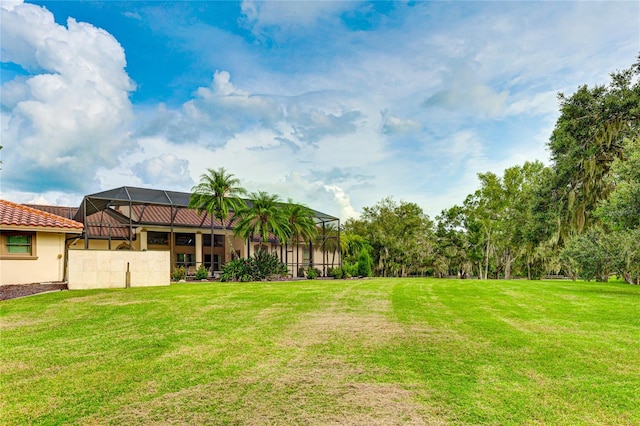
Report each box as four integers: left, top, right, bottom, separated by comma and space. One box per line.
74, 186, 341, 273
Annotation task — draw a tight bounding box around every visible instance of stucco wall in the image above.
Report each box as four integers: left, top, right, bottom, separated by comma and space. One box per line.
68, 250, 170, 290
0, 232, 67, 285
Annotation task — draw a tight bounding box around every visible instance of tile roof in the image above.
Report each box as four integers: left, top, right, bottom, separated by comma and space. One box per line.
1, 200, 84, 231
23, 204, 78, 220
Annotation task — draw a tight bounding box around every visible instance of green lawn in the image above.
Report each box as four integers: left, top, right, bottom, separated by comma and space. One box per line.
1, 279, 639, 425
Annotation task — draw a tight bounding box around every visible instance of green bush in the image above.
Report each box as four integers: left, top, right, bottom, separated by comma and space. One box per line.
220, 258, 253, 282
329, 267, 344, 279
306, 267, 318, 279
342, 262, 357, 278
171, 266, 186, 281
253, 249, 288, 279
195, 265, 209, 280
358, 248, 372, 277
220, 250, 288, 282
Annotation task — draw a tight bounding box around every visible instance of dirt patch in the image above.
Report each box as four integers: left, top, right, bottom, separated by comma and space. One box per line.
0, 282, 67, 301
279, 301, 404, 350
0, 317, 45, 331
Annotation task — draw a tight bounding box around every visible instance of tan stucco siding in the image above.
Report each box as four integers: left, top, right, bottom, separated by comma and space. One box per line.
0, 232, 67, 285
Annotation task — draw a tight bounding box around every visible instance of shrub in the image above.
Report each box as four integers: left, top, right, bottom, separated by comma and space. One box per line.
220, 250, 288, 282
329, 267, 344, 279
220, 258, 253, 282
306, 267, 318, 280
171, 266, 186, 281
342, 262, 357, 278
195, 265, 209, 280
253, 249, 288, 279
358, 248, 372, 277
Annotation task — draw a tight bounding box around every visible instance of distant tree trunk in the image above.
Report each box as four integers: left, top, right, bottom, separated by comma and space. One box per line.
484, 231, 491, 280
484, 240, 489, 279
504, 249, 512, 280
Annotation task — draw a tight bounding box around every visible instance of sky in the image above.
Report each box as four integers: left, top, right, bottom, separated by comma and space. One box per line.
1, 0, 639, 220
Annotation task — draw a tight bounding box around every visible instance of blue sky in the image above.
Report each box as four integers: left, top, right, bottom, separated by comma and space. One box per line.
1, 0, 638, 220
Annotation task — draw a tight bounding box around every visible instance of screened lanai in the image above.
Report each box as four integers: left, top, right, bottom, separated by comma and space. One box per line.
73, 186, 341, 276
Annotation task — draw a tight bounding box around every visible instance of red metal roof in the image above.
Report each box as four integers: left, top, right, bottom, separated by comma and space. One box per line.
0, 200, 84, 230
85, 210, 130, 239
130, 205, 233, 228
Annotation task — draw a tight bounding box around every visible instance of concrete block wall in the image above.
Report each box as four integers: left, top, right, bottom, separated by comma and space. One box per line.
68, 250, 170, 290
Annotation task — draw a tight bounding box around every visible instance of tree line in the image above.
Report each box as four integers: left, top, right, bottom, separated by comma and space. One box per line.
344, 57, 639, 284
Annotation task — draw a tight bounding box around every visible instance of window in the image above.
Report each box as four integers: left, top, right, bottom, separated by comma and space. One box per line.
175, 233, 195, 246
254, 243, 268, 253
7, 235, 31, 254
147, 231, 168, 245
1, 232, 36, 258
176, 253, 195, 266
303, 244, 310, 264
203, 234, 224, 247
204, 254, 221, 271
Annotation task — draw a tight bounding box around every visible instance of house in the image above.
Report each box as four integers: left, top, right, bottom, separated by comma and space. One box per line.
14, 186, 340, 289
0, 200, 83, 285
67, 186, 341, 278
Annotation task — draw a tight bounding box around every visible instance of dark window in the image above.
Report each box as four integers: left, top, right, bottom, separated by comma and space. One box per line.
204, 254, 221, 270
203, 234, 224, 247
175, 233, 195, 246
176, 253, 195, 266
147, 231, 168, 245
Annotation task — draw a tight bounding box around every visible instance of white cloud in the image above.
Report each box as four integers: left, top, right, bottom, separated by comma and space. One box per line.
133, 154, 192, 188
240, 0, 349, 33
0, 1, 22, 12
506, 90, 558, 116
243, 171, 360, 222
324, 184, 359, 220
287, 106, 362, 144
0, 188, 84, 208
424, 80, 509, 117
381, 111, 421, 135
182, 70, 283, 139
437, 131, 485, 161
1, 1, 134, 193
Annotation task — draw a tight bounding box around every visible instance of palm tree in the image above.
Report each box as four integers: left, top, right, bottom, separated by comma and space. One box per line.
232, 191, 290, 257
340, 232, 365, 262
283, 200, 318, 275
189, 168, 246, 270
